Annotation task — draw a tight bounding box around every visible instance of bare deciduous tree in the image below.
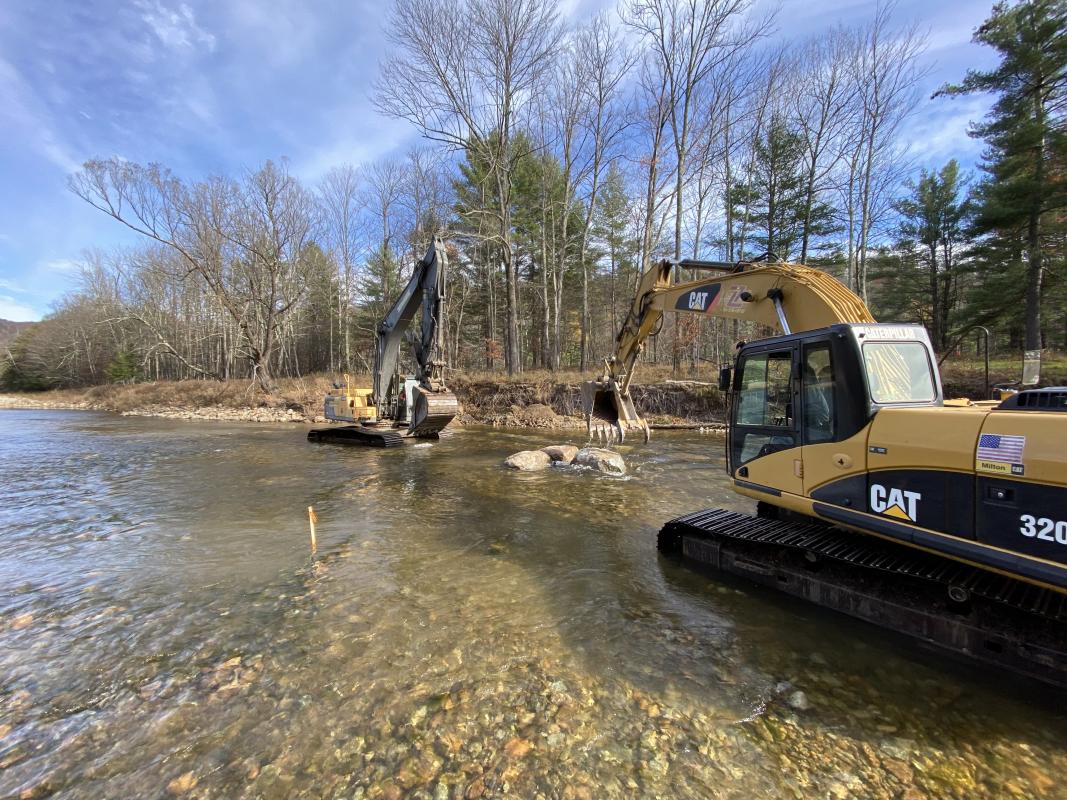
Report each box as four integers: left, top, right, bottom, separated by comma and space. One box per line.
844, 3, 926, 299
375, 0, 563, 375
319, 164, 366, 372
70, 158, 318, 392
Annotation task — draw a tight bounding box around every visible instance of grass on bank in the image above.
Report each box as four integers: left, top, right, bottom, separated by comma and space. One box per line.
3, 352, 1064, 418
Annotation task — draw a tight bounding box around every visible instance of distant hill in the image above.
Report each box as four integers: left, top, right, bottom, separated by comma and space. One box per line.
0, 319, 33, 352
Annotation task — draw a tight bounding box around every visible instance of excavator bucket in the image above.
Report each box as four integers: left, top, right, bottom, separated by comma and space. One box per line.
408, 387, 461, 438
580, 379, 650, 444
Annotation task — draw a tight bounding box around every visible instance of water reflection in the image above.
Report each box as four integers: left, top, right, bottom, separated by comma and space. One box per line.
0, 410, 1064, 799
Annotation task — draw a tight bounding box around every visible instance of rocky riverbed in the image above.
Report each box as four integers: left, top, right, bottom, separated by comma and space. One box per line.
0, 374, 728, 430
0, 393, 88, 410
0, 413, 1064, 799
6, 539, 1061, 800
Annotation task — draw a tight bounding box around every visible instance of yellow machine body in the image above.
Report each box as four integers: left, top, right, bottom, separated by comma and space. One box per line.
735, 402, 1067, 593
324, 376, 377, 424
583, 256, 1067, 594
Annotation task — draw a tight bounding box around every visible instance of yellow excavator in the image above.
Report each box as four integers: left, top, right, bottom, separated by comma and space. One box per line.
583, 255, 1067, 686
308, 237, 460, 447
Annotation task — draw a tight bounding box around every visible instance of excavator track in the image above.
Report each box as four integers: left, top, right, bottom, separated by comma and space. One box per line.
307, 426, 406, 448
659, 509, 1067, 689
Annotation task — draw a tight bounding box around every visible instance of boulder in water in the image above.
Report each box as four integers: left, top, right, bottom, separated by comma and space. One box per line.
504, 450, 552, 471
574, 447, 626, 475
542, 444, 579, 464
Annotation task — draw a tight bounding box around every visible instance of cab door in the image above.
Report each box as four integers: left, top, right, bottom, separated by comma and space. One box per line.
800, 338, 869, 503
729, 344, 804, 496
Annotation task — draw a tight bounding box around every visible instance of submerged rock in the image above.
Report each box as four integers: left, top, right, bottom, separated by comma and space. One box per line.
542, 444, 579, 464
574, 447, 626, 476
504, 450, 552, 471
166, 771, 198, 794
786, 690, 811, 711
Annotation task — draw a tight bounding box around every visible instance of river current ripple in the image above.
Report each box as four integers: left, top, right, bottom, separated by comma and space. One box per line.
0, 410, 1064, 799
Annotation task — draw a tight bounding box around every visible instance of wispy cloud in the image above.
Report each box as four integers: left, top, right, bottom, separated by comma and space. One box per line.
136, 0, 216, 52
293, 117, 416, 182
40, 259, 81, 275
0, 56, 82, 173
0, 295, 39, 322
225, 0, 322, 67
904, 93, 990, 168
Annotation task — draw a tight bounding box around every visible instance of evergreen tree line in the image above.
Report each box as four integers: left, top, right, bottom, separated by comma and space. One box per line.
3, 0, 1065, 392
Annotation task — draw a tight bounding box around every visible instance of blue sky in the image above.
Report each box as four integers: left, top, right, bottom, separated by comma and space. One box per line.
0, 0, 997, 321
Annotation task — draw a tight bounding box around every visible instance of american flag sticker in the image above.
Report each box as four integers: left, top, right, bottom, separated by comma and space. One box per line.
975, 433, 1026, 475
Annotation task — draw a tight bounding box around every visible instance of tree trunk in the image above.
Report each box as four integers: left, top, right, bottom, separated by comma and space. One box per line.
1026, 91, 1046, 352
928, 242, 940, 351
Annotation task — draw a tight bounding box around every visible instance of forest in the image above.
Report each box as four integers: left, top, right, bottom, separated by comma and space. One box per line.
2, 0, 1065, 393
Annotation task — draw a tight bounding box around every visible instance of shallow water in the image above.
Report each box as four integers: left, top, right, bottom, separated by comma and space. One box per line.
1, 410, 1065, 799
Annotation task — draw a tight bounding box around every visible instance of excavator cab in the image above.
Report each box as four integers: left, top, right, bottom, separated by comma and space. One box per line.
726, 324, 941, 479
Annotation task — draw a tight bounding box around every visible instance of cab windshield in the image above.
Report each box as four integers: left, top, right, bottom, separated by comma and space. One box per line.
862, 341, 936, 404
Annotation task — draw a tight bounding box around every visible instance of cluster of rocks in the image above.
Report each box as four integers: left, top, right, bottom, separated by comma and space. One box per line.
504, 444, 626, 476
0, 394, 86, 410
120, 405, 309, 423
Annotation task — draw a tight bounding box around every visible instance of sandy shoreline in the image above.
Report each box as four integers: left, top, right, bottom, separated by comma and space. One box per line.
0, 392, 726, 431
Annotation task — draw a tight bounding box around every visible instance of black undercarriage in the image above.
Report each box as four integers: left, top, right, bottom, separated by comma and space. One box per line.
659, 508, 1067, 689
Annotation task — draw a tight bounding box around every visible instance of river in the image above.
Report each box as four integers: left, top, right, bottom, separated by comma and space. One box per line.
0, 409, 1064, 799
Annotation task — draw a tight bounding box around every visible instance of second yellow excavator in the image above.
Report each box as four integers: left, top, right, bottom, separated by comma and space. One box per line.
584, 255, 1067, 686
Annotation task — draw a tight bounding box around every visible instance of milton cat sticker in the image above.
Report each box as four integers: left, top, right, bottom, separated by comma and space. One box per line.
975, 433, 1026, 476
870, 484, 921, 523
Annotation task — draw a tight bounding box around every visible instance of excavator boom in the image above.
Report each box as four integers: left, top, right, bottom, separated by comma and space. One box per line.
372, 236, 458, 437
583, 257, 874, 441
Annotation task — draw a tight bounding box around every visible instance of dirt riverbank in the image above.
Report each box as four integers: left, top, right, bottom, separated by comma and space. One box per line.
0, 374, 727, 430
2, 356, 1057, 429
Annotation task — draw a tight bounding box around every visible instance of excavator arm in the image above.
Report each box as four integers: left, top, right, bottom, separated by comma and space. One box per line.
373, 236, 459, 437
583, 257, 875, 441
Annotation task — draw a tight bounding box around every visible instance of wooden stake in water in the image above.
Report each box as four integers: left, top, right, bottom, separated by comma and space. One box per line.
308, 505, 318, 553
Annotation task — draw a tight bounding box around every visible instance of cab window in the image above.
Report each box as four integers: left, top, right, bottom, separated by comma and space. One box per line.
737, 351, 793, 427
862, 341, 936, 404
734, 350, 795, 466
803, 343, 835, 443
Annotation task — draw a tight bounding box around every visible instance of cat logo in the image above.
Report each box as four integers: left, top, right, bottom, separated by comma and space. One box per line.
688, 291, 710, 311
869, 484, 921, 523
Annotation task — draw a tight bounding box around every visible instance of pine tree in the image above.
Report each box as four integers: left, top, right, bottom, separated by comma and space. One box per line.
727, 117, 837, 261
892, 160, 973, 351
105, 350, 142, 384
592, 163, 638, 335
937, 0, 1067, 350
